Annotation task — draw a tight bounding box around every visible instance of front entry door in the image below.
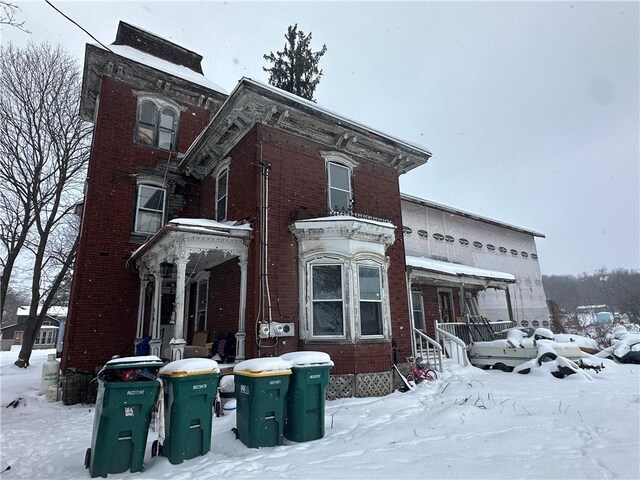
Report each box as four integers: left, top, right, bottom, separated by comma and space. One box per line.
438, 290, 455, 322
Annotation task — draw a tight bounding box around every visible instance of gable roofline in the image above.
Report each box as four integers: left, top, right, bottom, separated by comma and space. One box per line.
400, 193, 546, 238
179, 77, 432, 176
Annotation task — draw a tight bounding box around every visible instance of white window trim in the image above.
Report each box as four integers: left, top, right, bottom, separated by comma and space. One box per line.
212, 158, 231, 221
356, 263, 385, 338
321, 151, 358, 213
301, 254, 390, 342
134, 184, 166, 235
411, 290, 425, 331
309, 261, 347, 339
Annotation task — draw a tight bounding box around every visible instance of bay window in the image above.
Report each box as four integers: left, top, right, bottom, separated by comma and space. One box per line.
311, 264, 345, 337
358, 265, 383, 336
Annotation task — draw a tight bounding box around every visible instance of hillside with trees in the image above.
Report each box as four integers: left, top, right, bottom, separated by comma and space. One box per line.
543, 268, 639, 323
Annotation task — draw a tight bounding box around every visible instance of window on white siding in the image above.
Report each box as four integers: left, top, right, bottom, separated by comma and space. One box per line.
327, 162, 352, 212
216, 168, 228, 221
411, 291, 425, 330
135, 185, 166, 234
135, 99, 178, 150
311, 264, 345, 337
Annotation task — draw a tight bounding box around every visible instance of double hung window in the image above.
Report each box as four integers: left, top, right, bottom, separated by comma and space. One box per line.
135, 185, 166, 234
327, 162, 352, 212
358, 265, 383, 336
411, 291, 425, 330
311, 264, 345, 337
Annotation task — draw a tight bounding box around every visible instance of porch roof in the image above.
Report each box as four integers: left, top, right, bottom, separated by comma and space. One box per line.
129, 218, 252, 269
406, 256, 515, 287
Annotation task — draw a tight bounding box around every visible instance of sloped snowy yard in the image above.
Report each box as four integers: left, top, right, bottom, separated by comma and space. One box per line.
1, 347, 638, 479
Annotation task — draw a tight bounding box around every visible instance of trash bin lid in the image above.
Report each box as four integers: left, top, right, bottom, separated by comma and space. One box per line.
280, 351, 334, 367
233, 357, 292, 377
159, 358, 219, 377
103, 355, 163, 370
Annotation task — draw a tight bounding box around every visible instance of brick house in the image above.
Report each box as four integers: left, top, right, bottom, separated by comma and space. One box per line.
61, 22, 432, 403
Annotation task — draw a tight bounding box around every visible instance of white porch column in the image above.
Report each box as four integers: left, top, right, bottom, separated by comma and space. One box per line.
135, 271, 149, 343
406, 272, 416, 362
170, 257, 188, 361
235, 254, 248, 361
149, 270, 163, 358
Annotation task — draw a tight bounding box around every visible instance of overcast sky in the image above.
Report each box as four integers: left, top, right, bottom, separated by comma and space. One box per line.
3, 1, 638, 276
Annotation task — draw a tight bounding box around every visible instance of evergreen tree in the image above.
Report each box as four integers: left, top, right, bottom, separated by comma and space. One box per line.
263, 24, 327, 102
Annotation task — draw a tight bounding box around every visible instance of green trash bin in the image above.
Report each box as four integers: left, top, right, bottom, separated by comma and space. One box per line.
233, 358, 292, 448
158, 358, 220, 465
281, 351, 333, 442
85, 355, 163, 478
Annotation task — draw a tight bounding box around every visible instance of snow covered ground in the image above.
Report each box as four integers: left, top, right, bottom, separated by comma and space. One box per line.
1, 347, 638, 479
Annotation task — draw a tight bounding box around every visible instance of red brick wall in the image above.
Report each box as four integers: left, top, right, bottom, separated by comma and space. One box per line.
62, 76, 212, 372
411, 284, 462, 339
216, 124, 411, 371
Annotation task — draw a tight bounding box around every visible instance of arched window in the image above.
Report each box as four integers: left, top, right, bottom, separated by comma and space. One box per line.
135, 99, 179, 150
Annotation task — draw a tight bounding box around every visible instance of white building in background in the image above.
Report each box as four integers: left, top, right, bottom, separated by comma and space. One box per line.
401, 194, 548, 329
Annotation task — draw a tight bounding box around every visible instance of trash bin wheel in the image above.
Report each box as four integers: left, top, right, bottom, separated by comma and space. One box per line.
84, 448, 91, 469
151, 440, 159, 457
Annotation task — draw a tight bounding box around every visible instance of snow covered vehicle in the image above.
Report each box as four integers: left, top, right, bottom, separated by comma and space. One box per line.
468, 328, 585, 372
597, 326, 640, 364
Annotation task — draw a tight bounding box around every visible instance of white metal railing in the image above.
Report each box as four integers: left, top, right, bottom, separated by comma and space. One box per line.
437, 319, 514, 345
435, 321, 469, 367
413, 328, 443, 372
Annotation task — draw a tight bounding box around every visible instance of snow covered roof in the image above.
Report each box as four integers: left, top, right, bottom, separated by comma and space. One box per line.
180, 77, 432, 176
400, 193, 545, 238
92, 43, 226, 94
168, 218, 252, 231
406, 256, 516, 283
16, 306, 68, 317
238, 78, 431, 155
294, 215, 394, 229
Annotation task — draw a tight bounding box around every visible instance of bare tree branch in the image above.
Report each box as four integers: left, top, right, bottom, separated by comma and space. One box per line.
0, 42, 91, 366
0, 2, 29, 32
